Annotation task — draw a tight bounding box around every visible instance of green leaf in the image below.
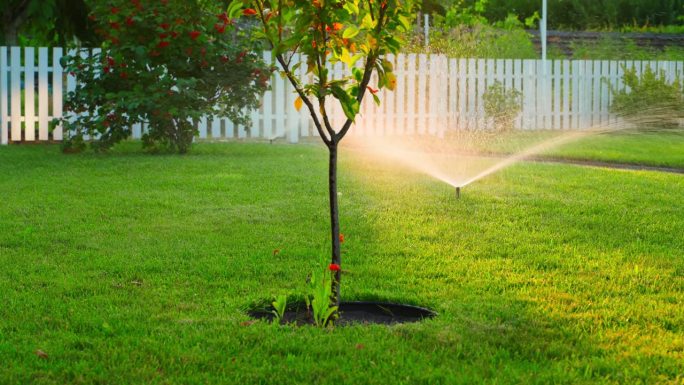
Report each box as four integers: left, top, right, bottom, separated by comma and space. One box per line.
342, 26, 360, 39
381, 59, 393, 73
343, 1, 359, 15
361, 14, 374, 29
227, 1, 245, 19
398, 15, 411, 31
372, 93, 380, 106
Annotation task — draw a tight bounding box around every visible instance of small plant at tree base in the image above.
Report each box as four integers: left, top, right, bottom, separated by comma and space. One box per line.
608, 65, 684, 130
243, 0, 413, 316
271, 294, 288, 325
482, 80, 522, 131
58, 0, 271, 153
304, 264, 340, 327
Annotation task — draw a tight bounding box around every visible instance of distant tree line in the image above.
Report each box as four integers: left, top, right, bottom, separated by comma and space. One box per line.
3, 0, 683, 47
2, 0, 95, 46
425, 0, 684, 30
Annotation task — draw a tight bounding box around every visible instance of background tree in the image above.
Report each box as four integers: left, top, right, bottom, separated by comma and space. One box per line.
243, 0, 413, 312
59, 0, 270, 153
427, 0, 683, 31
2, 0, 97, 46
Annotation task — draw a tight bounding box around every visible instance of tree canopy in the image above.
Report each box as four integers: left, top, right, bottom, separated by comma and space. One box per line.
1, 0, 97, 46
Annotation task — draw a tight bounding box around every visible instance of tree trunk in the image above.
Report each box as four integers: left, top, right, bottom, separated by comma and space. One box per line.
328, 143, 341, 308
3, 25, 19, 46
2, 0, 31, 46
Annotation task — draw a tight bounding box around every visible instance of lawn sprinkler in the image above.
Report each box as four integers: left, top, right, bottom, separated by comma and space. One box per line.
455, 186, 461, 199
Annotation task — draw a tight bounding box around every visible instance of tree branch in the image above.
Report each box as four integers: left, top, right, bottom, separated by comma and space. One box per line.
336, 8, 388, 141
275, 54, 332, 145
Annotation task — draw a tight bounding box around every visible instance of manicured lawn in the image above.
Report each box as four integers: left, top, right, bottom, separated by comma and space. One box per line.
484, 130, 684, 168
0, 139, 682, 384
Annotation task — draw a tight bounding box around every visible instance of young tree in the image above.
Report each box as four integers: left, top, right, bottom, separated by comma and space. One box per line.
60, 0, 270, 153
240, 0, 413, 310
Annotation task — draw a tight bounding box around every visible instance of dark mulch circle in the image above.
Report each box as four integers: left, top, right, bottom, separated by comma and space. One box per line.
249, 301, 436, 326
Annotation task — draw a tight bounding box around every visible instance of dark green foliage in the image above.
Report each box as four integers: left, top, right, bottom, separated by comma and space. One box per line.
609, 65, 684, 129
58, 0, 270, 153
435, 0, 684, 31
1, 0, 97, 46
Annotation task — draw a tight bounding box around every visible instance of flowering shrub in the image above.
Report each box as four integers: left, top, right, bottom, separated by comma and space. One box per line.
59, 0, 271, 153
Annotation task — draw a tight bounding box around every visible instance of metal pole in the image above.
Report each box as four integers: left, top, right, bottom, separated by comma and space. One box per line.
424, 14, 429, 47
541, 0, 547, 61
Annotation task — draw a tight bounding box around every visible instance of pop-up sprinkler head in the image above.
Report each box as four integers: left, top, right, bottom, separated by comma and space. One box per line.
455, 186, 461, 199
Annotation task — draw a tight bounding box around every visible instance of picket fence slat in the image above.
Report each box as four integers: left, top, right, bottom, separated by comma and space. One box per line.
1, 46, 683, 145
10, 47, 22, 141
0, 47, 7, 144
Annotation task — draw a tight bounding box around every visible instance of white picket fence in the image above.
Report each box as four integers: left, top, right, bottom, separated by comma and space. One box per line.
1, 46, 683, 145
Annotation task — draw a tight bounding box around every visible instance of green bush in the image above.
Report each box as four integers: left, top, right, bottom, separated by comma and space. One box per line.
482, 80, 522, 131
609, 65, 684, 129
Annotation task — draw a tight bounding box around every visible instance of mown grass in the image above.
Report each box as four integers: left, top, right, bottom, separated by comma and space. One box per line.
462, 130, 684, 168
0, 139, 682, 384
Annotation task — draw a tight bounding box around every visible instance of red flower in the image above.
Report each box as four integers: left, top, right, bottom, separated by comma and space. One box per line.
126, 16, 135, 26
120, 72, 128, 79
110, 37, 120, 45
111, 7, 120, 14
218, 13, 230, 23
159, 32, 169, 39
367, 86, 379, 94
329, 264, 340, 271
157, 40, 170, 48
110, 21, 120, 30
107, 56, 115, 66
214, 23, 226, 33
189, 30, 201, 40
243, 8, 257, 16
170, 31, 179, 38
339, 233, 345, 243
325, 23, 343, 32
160, 23, 170, 30
220, 55, 229, 63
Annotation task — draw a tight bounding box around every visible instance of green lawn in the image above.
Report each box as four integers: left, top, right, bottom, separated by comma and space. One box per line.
0, 139, 683, 384
485, 130, 684, 169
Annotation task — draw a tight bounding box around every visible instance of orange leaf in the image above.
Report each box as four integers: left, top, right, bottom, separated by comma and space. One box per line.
294, 96, 303, 112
